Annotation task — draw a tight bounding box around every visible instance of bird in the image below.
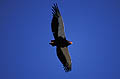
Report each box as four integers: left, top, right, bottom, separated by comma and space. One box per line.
49, 3, 72, 72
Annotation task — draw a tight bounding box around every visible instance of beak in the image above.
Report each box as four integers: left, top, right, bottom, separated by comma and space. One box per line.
69, 41, 72, 44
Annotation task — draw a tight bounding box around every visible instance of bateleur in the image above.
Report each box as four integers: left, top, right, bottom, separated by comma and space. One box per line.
49, 3, 72, 72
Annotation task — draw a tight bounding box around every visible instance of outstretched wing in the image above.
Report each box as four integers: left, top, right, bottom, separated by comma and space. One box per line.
51, 3, 66, 40
56, 46, 72, 72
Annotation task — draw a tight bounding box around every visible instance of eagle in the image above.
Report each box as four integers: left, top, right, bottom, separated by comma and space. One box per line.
49, 3, 72, 72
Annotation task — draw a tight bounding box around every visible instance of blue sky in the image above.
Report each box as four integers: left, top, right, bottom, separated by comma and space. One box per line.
0, 0, 120, 79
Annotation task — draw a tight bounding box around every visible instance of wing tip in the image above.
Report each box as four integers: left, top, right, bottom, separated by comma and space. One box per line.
51, 3, 60, 16
63, 64, 72, 72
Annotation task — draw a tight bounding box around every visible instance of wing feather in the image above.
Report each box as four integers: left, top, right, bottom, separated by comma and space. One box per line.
57, 46, 72, 72
51, 3, 66, 39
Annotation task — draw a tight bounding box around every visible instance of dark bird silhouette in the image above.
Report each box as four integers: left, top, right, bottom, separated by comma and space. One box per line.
49, 3, 72, 72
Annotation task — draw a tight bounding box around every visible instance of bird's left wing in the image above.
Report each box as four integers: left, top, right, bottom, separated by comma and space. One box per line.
56, 46, 72, 72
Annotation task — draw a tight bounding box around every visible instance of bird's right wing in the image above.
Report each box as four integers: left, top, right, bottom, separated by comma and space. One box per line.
51, 4, 66, 40
56, 46, 72, 72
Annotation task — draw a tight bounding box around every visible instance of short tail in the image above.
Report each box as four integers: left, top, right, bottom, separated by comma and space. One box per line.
49, 40, 56, 46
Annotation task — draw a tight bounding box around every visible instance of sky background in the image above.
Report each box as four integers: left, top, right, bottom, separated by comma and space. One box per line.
0, 0, 120, 79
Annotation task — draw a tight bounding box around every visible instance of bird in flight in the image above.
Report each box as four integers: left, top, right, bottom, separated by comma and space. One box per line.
49, 3, 72, 72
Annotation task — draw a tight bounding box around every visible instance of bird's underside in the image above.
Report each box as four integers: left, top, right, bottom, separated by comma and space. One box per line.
49, 3, 72, 72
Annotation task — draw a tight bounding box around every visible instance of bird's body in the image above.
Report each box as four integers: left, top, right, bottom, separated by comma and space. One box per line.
49, 3, 72, 72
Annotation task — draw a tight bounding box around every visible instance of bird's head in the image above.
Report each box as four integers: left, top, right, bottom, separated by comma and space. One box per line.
69, 41, 72, 45
67, 41, 72, 46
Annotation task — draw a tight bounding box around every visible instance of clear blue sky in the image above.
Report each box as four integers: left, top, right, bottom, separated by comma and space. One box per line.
0, 0, 120, 79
